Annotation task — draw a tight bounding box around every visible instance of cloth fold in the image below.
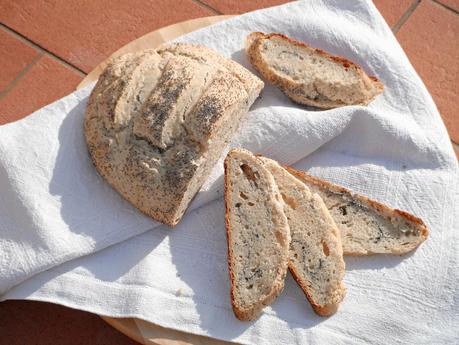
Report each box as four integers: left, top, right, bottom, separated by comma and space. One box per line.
1, 1, 458, 344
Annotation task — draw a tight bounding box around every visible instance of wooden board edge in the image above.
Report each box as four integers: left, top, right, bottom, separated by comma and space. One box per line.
76, 15, 234, 90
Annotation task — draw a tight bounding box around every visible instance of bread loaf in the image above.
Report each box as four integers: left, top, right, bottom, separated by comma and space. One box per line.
224, 149, 290, 321
246, 32, 383, 108
84, 44, 263, 226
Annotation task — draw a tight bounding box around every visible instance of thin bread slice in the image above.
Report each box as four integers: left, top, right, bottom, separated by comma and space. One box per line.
286, 167, 429, 256
259, 156, 346, 316
246, 32, 384, 108
224, 149, 290, 321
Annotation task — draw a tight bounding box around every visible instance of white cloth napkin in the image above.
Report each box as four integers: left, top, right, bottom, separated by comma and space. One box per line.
1, 0, 458, 344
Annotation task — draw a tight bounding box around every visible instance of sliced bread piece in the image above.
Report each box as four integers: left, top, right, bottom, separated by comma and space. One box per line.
259, 156, 346, 316
224, 149, 290, 321
246, 32, 384, 108
286, 167, 429, 256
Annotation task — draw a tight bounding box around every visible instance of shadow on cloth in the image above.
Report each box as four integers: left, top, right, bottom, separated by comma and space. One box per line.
168, 200, 325, 338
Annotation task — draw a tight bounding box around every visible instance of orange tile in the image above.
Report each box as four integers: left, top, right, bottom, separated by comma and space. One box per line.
0, 300, 137, 345
397, 0, 459, 143
373, 0, 415, 28
0, 28, 39, 92
0, 0, 213, 73
437, 0, 459, 12
201, 0, 290, 14
0, 55, 82, 124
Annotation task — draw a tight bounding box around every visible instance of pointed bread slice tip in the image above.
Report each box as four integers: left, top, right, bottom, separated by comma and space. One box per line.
246, 32, 384, 109
259, 156, 346, 316
285, 167, 429, 256
224, 149, 291, 321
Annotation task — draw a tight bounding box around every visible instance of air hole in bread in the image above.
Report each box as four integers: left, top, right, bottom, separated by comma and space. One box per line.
248, 202, 255, 206
338, 205, 347, 216
240, 164, 259, 184
322, 241, 330, 256
281, 193, 298, 210
235, 202, 242, 208
240, 192, 249, 200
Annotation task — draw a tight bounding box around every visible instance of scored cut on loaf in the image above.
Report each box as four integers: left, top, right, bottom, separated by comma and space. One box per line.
246, 32, 384, 109
286, 167, 429, 256
85, 44, 264, 226
259, 156, 346, 316
224, 149, 290, 321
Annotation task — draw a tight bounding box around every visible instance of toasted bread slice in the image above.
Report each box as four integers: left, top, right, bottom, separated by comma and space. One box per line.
246, 32, 384, 108
286, 167, 429, 256
259, 156, 346, 316
224, 149, 290, 321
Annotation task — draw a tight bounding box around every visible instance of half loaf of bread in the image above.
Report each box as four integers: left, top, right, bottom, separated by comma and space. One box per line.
224, 149, 290, 321
246, 32, 383, 108
84, 44, 264, 226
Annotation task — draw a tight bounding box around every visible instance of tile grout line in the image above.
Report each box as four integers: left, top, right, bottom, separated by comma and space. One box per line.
191, 0, 222, 15
0, 23, 87, 77
392, 0, 422, 33
432, 0, 459, 14
0, 52, 43, 101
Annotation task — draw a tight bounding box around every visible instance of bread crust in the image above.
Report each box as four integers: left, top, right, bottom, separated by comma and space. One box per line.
246, 32, 384, 109
285, 166, 429, 255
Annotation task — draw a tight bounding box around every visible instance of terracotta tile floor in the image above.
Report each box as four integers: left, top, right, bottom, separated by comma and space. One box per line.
0, 0, 457, 344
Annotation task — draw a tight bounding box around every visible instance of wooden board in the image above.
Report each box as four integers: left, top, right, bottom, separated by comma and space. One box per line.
77, 15, 237, 345
101, 317, 235, 345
